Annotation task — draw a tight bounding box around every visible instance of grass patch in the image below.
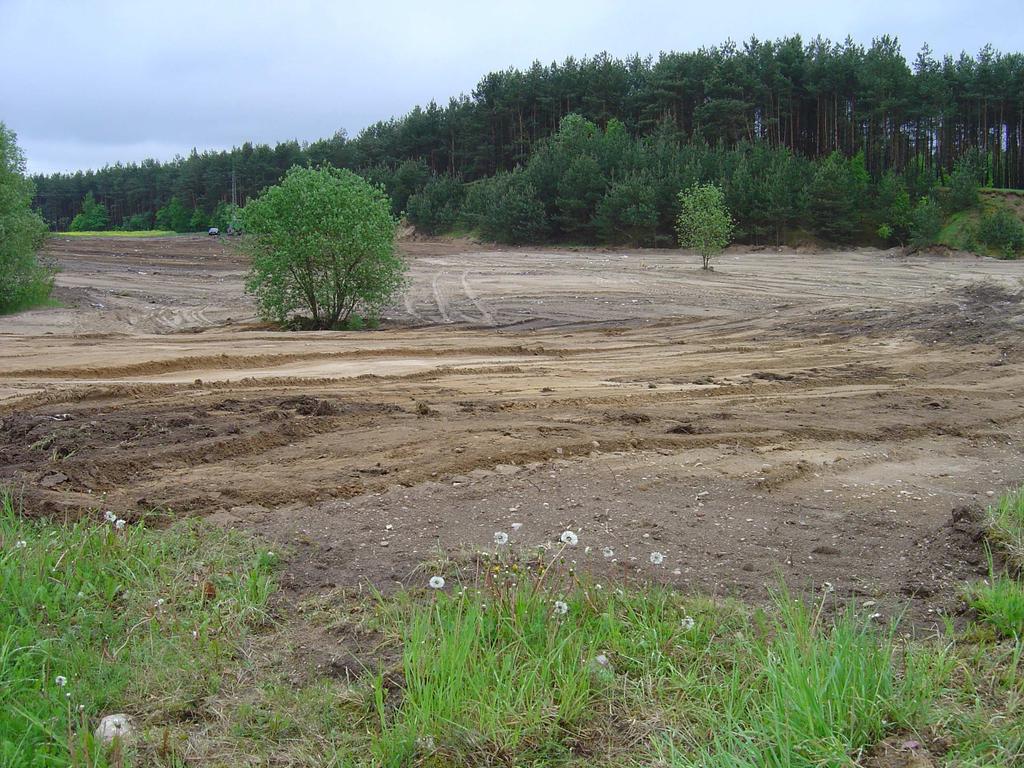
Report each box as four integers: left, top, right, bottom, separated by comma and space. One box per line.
5, 500, 1024, 766
986, 487, 1024, 569
51, 230, 178, 238
0, 489, 275, 766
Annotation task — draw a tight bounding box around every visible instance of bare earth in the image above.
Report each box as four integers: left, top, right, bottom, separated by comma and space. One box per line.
3, 235, 1024, 627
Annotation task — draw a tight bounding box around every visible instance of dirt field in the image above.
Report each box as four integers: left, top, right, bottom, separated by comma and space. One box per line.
3, 235, 1024, 627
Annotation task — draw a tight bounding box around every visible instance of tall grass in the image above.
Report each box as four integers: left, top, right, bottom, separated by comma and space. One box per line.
0, 489, 275, 767
361, 551, 941, 767
986, 487, 1024, 569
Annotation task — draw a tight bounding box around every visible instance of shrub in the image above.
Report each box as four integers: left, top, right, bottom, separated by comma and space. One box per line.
0, 123, 51, 313
976, 209, 1024, 258
155, 196, 192, 233
461, 171, 547, 244
68, 192, 109, 232
594, 174, 659, 245
908, 197, 942, 248
406, 175, 465, 235
675, 182, 733, 269
123, 211, 154, 231
241, 165, 405, 329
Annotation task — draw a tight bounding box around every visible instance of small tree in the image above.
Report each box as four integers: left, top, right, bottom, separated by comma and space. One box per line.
0, 122, 51, 313
69, 192, 109, 231
675, 182, 733, 270
241, 166, 405, 329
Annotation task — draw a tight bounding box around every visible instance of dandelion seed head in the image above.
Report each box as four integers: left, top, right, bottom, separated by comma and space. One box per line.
14, 540, 27, 549
114, 519, 126, 530
55, 675, 67, 687
493, 531, 509, 546
649, 551, 665, 565
602, 547, 614, 558
559, 530, 578, 546
428, 575, 445, 590
103, 510, 117, 523
822, 581, 835, 594
680, 616, 695, 632
553, 600, 569, 615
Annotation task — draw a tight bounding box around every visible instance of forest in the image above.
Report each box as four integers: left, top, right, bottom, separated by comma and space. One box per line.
29, 35, 1024, 251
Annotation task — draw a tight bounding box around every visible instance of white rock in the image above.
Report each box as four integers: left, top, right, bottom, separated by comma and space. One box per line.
94, 714, 134, 744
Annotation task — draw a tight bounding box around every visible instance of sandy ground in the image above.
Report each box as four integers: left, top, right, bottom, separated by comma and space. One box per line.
3, 235, 1024, 627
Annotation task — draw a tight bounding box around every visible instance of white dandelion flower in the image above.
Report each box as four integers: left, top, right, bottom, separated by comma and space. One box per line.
602, 547, 614, 558
428, 576, 446, 590
649, 551, 665, 565
55, 675, 67, 687
103, 510, 117, 523
553, 600, 569, 615
14, 540, 27, 549
560, 530, 578, 546
493, 531, 509, 546
680, 616, 695, 632
114, 519, 126, 530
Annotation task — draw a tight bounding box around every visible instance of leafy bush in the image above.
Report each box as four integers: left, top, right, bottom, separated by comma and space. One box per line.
908, 196, 942, 248
460, 171, 547, 244
123, 211, 154, 231
241, 165, 405, 329
947, 148, 987, 212
155, 196, 192, 233
406, 174, 465, 235
976, 208, 1024, 258
68, 192, 109, 231
675, 182, 733, 269
594, 174, 659, 245
0, 123, 51, 314
598, 175, 659, 244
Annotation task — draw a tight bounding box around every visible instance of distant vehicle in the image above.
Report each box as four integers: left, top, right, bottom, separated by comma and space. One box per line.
208, 227, 220, 236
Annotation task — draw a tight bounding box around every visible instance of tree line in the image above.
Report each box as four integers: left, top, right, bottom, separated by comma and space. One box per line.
29, 35, 1024, 243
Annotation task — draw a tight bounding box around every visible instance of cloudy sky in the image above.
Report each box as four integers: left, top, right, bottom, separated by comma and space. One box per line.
3, 0, 1022, 175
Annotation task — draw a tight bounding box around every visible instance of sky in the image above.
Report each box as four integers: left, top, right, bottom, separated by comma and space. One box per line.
3, 0, 1023, 175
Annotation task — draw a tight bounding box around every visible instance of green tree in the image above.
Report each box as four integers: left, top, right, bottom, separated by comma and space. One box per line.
807, 151, 867, 243
155, 196, 191, 232
908, 197, 942, 248
461, 171, 547, 244
68, 191, 109, 231
189, 207, 208, 232
594, 175, 658, 245
241, 166, 405, 329
875, 171, 912, 244
675, 182, 733, 269
407, 175, 465, 235
0, 123, 51, 313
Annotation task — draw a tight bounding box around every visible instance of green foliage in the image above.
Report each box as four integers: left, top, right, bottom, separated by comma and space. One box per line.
976, 208, 1024, 258
594, 174, 659, 245
0, 123, 51, 314
68, 192, 109, 232
948, 148, 987, 212
461, 170, 547, 244
909, 196, 943, 248
875, 171, 912, 244
189, 207, 208, 232
406, 175, 465, 235
807, 151, 868, 243
209, 201, 240, 232
155, 196, 192, 233
241, 166, 405, 329
966, 573, 1024, 638
0, 489, 275, 767
675, 182, 733, 269
122, 211, 154, 231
